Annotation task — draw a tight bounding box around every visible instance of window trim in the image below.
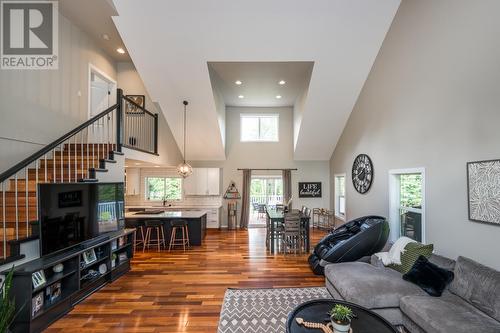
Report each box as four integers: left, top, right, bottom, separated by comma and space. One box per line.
334, 173, 347, 221
388, 168, 426, 243
240, 113, 279, 142
145, 176, 183, 202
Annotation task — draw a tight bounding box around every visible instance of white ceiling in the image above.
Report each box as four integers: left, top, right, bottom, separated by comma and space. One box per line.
59, 0, 130, 62
208, 62, 313, 107
112, 0, 400, 160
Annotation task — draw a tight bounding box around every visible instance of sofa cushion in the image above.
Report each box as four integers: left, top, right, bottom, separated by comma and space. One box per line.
402, 255, 454, 297
428, 253, 455, 271
400, 293, 500, 333
324, 262, 427, 309
449, 256, 500, 322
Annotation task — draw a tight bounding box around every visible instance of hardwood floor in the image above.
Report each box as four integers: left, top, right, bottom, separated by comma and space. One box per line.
46, 228, 327, 333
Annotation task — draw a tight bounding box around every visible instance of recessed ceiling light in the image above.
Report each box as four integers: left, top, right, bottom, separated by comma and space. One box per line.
116, 47, 126, 54
102, 33, 110, 41
235, 80, 242, 85
154, 165, 160, 168
135, 163, 141, 166
238, 95, 244, 99
279, 80, 286, 85
276, 95, 282, 99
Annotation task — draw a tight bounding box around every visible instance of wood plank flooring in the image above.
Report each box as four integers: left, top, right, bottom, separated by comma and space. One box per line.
46, 228, 327, 333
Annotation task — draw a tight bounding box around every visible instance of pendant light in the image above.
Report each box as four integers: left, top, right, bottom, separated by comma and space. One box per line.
177, 100, 193, 178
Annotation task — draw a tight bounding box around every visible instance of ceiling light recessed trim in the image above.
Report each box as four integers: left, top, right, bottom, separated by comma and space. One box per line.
238, 95, 244, 99
279, 80, 286, 85
275, 95, 282, 99
116, 47, 126, 54
235, 80, 242, 85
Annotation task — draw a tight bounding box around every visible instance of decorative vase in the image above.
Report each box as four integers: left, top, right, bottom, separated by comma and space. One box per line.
53, 263, 64, 273
331, 320, 351, 333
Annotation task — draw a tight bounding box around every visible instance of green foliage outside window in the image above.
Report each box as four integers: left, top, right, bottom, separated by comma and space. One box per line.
146, 177, 182, 201
400, 174, 422, 208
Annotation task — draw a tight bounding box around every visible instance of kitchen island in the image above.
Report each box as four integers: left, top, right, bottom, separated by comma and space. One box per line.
125, 210, 207, 246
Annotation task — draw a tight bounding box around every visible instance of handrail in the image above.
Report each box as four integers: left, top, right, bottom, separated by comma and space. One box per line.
0, 103, 119, 183
122, 95, 157, 118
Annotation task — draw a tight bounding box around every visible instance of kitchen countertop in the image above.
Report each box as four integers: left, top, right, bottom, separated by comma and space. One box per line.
125, 210, 208, 219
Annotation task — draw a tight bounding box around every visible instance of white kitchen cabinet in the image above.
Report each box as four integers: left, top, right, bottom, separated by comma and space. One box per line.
125, 168, 141, 196
183, 168, 220, 195
207, 168, 220, 195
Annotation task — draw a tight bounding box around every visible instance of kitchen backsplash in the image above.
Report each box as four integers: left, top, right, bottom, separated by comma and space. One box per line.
125, 194, 223, 207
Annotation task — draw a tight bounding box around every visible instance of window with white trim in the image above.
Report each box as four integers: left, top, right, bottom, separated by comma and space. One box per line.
334, 174, 346, 220
240, 114, 279, 142
389, 169, 425, 242
145, 177, 182, 201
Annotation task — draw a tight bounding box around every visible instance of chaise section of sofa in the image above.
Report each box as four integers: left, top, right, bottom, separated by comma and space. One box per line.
324, 252, 500, 332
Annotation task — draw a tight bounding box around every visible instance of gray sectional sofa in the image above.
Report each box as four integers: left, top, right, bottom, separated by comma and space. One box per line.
324, 252, 500, 332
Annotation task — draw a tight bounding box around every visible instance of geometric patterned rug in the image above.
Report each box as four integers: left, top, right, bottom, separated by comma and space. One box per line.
217, 287, 331, 333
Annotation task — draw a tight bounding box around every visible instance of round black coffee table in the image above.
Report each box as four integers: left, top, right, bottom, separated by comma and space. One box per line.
287, 299, 397, 333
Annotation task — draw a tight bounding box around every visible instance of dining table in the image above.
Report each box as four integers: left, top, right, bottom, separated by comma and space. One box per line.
266, 208, 311, 254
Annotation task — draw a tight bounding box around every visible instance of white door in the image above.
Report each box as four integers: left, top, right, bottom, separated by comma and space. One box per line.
90, 72, 112, 118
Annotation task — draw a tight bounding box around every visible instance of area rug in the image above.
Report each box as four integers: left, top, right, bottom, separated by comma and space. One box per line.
217, 287, 331, 333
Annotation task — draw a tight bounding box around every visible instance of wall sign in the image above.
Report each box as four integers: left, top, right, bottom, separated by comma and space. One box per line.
298, 182, 322, 198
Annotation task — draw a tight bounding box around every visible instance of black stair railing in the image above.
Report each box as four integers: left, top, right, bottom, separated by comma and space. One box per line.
0, 88, 158, 261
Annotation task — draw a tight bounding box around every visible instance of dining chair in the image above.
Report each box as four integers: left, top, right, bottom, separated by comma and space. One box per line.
279, 212, 302, 255
312, 208, 321, 229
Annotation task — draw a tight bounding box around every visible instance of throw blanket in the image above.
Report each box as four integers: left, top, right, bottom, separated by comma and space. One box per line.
375, 237, 416, 266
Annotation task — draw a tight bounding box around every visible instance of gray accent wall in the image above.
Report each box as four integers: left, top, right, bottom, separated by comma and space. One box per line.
330, 0, 500, 270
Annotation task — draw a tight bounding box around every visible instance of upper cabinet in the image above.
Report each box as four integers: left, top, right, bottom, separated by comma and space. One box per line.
184, 168, 220, 196
125, 168, 141, 196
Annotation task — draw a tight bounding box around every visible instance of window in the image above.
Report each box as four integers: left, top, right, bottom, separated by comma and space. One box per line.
146, 177, 182, 201
334, 174, 346, 220
389, 169, 425, 242
240, 114, 279, 142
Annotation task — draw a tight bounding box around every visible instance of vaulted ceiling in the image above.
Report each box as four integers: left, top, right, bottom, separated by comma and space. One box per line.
112, 0, 400, 160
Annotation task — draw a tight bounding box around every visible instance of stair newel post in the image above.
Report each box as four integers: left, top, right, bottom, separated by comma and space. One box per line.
154, 113, 158, 155
116, 88, 124, 153
2, 182, 5, 260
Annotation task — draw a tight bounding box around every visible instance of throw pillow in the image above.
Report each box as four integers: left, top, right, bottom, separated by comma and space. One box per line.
389, 242, 434, 274
403, 255, 454, 296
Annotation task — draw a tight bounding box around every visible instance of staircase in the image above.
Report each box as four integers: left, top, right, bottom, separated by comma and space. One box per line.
0, 89, 158, 264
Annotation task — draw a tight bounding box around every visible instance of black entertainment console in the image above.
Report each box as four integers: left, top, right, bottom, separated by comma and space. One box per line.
5, 229, 135, 333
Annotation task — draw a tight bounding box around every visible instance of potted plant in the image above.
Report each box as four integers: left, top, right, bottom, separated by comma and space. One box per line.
329, 304, 354, 333
0, 268, 16, 333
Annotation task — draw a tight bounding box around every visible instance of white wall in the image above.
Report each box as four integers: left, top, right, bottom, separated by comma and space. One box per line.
193, 106, 330, 227
0, 12, 117, 173
330, 0, 500, 270
116, 62, 183, 166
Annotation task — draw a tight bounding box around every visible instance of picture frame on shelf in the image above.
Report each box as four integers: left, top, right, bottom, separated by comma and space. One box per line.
45, 282, 62, 303
111, 239, 118, 251
82, 248, 97, 265
32, 292, 44, 317
118, 252, 128, 263
32, 270, 46, 289
118, 236, 125, 247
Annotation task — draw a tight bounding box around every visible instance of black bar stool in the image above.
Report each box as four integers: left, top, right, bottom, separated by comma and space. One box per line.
143, 220, 166, 252
169, 220, 190, 252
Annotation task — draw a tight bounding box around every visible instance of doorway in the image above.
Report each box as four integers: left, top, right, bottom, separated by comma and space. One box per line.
88, 64, 117, 143
249, 176, 283, 227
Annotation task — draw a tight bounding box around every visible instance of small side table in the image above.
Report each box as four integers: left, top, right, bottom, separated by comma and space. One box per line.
286, 299, 397, 333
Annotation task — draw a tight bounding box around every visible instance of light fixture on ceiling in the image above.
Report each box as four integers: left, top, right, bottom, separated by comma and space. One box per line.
177, 100, 193, 178
116, 47, 126, 54
102, 33, 110, 41
235, 80, 242, 85
276, 95, 282, 99
279, 80, 286, 85
135, 163, 141, 166
238, 95, 244, 99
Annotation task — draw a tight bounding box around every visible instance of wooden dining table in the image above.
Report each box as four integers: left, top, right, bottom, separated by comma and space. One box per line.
266, 208, 311, 254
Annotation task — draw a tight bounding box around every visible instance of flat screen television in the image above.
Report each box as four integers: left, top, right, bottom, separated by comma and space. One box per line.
38, 182, 124, 256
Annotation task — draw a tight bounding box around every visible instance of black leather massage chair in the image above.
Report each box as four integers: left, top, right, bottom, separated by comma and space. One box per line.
308, 215, 389, 275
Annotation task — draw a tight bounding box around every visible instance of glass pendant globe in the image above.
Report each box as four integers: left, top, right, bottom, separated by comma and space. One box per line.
177, 162, 193, 178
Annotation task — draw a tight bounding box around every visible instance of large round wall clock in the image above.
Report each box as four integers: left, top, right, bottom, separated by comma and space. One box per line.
352, 154, 374, 194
